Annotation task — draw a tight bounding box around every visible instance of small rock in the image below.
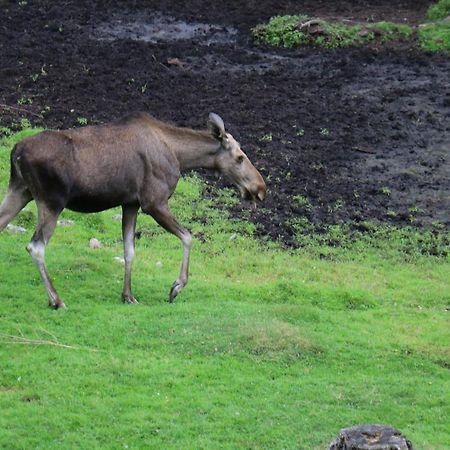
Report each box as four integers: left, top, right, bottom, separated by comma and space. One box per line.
155, 261, 163, 268
112, 214, 122, 222
89, 238, 102, 249
229, 233, 237, 241
6, 224, 27, 234
358, 29, 371, 37
114, 256, 125, 264
57, 219, 75, 227
167, 57, 186, 68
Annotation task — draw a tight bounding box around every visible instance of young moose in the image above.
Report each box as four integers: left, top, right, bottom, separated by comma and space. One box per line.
0, 113, 266, 308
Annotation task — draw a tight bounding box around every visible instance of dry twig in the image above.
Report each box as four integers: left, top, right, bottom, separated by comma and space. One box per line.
0, 103, 44, 119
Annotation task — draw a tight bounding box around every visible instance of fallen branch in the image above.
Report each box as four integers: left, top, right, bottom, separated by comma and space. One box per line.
297, 19, 323, 30
351, 146, 376, 154
151, 54, 173, 71
0, 103, 44, 119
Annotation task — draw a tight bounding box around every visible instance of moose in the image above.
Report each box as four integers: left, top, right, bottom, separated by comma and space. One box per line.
0, 112, 266, 308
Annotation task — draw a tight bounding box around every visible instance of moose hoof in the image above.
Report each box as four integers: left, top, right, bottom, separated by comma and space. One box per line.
49, 299, 66, 309
122, 294, 139, 304
168, 281, 183, 303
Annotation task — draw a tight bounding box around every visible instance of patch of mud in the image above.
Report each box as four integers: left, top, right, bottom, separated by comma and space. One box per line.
95, 14, 237, 45
0, 0, 449, 247
184, 51, 289, 75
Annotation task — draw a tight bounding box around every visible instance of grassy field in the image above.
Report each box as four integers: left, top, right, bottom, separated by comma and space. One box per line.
0, 130, 449, 449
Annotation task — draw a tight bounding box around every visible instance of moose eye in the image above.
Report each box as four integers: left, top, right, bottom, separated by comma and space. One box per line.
237, 155, 244, 164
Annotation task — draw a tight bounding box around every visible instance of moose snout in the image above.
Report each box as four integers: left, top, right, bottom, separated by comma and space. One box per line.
255, 181, 267, 201
243, 180, 267, 202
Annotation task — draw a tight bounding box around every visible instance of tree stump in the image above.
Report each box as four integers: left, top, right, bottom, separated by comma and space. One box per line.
329, 424, 413, 450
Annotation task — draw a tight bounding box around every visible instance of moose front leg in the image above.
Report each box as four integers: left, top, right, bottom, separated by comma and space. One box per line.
169, 229, 192, 302
144, 203, 192, 302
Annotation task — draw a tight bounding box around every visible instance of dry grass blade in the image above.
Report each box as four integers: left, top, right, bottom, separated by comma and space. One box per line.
0, 333, 99, 352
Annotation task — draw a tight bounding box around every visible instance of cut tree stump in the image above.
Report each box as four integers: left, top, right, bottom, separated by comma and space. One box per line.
329, 424, 413, 450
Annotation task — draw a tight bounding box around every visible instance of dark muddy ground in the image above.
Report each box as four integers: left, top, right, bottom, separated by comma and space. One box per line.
0, 0, 449, 245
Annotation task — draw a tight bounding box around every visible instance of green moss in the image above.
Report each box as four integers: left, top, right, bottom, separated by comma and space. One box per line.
317, 22, 364, 48
418, 21, 450, 51
253, 15, 413, 49
369, 21, 414, 42
252, 15, 308, 48
426, 0, 450, 21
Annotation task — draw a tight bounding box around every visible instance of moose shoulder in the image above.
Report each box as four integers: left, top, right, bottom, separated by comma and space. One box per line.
0, 112, 266, 308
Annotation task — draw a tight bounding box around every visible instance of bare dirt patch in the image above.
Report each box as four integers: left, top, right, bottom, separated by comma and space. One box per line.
0, 0, 448, 245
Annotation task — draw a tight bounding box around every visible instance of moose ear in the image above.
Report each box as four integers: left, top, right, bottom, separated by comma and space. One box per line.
207, 113, 226, 141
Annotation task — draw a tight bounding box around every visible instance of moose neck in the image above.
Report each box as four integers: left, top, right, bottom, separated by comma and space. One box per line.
166, 127, 220, 171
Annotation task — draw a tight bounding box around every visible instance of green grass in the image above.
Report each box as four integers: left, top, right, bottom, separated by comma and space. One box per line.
418, 20, 450, 51
288, 218, 450, 260
369, 21, 414, 42
419, 0, 450, 51
427, 0, 450, 21
1, 130, 449, 449
251, 14, 448, 52
252, 15, 363, 49
252, 15, 413, 49
252, 15, 309, 48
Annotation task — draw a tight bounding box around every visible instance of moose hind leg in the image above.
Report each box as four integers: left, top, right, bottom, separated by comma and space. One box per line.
121, 204, 139, 304
0, 188, 32, 232
27, 202, 65, 309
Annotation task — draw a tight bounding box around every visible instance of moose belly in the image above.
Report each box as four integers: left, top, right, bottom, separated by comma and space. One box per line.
66, 191, 138, 213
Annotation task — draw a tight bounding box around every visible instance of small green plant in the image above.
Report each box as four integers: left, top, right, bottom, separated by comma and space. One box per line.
31, 65, 48, 82
327, 199, 345, 215
77, 117, 88, 126
408, 206, 424, 215
259, 132, 273, 142
319, 127, 330, 136
310, 162, 324, 172
333, 199, 345, 211
387, 210, 398, 218
381, 186, 391, 196
20, 118, 31, 129
295, 128, 305, 137
431, 220, 445, 230
0, 126, 12, 136
17, 97, 32, 105
293, 194, 312, 210
426, 0, 450, 21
